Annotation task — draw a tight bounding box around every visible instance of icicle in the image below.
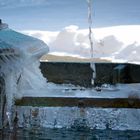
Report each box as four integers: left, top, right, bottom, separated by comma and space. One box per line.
5, 71, 16, 130
0, 74, 6, 129
87, 0, 96, 86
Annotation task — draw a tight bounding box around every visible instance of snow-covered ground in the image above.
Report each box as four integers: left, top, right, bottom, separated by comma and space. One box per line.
22, 25, 140, 64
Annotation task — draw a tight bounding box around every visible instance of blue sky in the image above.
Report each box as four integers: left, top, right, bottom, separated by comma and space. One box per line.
0, 0, 140, 30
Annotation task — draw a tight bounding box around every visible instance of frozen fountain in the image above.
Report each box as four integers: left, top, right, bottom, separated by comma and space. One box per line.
0, 19, 49, 129
1, 0, 140, 134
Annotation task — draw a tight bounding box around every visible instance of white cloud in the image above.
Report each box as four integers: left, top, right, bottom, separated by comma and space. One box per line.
21, 25, 140, 64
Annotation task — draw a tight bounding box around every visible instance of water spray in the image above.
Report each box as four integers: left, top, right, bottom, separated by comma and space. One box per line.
87, 0, 96, 86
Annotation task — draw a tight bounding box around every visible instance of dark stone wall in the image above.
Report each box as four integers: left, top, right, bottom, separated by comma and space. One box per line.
40, 62, 140, 87
95, 63, 115, 85
40, 62, 93, 87
129, 64, 140, 83
95, 63, 134, 85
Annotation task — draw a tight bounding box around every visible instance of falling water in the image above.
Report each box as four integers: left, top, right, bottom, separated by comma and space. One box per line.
87, 0, 96, 86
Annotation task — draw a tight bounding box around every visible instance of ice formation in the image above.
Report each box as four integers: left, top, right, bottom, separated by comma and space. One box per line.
0, 25, 49, 128
17, 106, 140, 131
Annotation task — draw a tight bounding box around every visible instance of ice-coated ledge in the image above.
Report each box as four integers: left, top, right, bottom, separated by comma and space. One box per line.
21, 83, 140, 99
15, 83, 140, 108
0, 28, 49, 57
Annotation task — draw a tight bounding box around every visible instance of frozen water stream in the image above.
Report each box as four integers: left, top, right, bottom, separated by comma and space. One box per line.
0, 26, 49, 129
87, 0, 96, 85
